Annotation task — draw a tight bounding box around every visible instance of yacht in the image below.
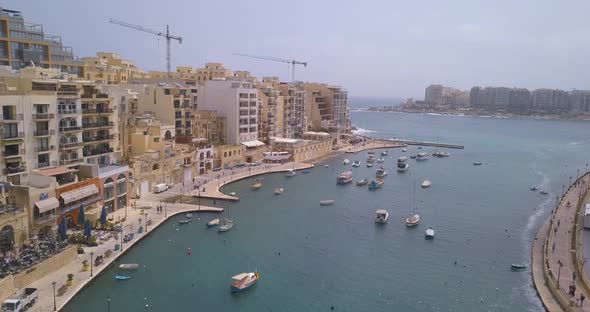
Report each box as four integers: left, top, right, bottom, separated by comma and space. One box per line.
375, 209, 389, 224
337, 171, 353, 184
416, 152, 429, 161
397, 157, 409, 172
381, 151, 388, 156
406, 214, 421, 227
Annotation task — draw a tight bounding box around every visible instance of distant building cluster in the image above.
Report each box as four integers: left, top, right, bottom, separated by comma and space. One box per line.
405, 84, 590, 115
0, 7, 351, 251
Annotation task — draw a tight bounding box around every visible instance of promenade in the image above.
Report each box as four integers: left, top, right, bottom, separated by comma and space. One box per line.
533, 172, 590, 311
344, 140, 405, 154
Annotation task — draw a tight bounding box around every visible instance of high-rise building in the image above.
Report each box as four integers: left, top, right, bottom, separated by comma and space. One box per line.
279, 83, 305, 139
425, 84, 444, 105
0, 7, 82, 74
569, 90, 590, 113
508, 88, 530, 112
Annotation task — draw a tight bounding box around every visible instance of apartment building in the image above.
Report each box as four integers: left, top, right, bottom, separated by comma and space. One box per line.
82, 52, 147, 84
300, 83, 350, 135
0, 7, 82, 74
149, 63, 232, 84
278, 83, 305, 139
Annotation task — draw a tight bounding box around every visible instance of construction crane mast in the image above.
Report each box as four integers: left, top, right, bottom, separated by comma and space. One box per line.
109, 19, 182, 77
234, 53, 307, 83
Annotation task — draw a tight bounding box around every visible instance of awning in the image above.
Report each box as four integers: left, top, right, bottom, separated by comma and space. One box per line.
35, 197, 59, 213
117, 177, 126, 183
271, 137, 299, 144
103, 182, 114, 188
35, 166, 76, 176
241, 140, 265, 148
60, 184, 99, 204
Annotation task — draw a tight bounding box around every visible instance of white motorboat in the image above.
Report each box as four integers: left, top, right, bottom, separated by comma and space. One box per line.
356, 178, 369, 186
320, 200, 335, 206
218, 218, 234, 232
119, 263, 139, 270
230, 272, 260, 292
352, 161, 361, 167
376, 157, 385, 163
324, 164, 329, 168
337, 171, 353, 184
229, 192, 237, 196
207, 218, 220, 227
402, 148, 407, 152
397, 157, 409, 172
366, 163, 373, 168
421, 180, 432, 188
406, 214, 421, 227
343, 159, 350, 165
186, 213, 193, 218
274, 187, 284, 195
375, 209, 389, 224
381, 151, 388, 156
285, 169, 296, 177
416, 152, 429, 161
425, 227, 435, 239
376, 167, 388, 178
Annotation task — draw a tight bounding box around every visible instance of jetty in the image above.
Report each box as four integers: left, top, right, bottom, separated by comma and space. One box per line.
393, 139, 464, 149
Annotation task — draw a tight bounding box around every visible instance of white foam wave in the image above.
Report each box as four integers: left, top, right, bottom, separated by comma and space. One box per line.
569, 139, 590, 145
352, 127, 377, 135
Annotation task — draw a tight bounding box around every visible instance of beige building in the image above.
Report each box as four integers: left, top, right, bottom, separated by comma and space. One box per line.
149, 63, 232, 84
82, 52, 147, 84
0, 182, 29, 252
192, 110, 225, 145
278, 83, 305, 139
270, 137, 332, 162
215, 145, 245, 169
300, 83, 350, 135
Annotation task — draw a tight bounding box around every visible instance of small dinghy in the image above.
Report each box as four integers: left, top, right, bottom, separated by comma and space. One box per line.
207, 218, 220, 227
421, 180, 432, 188
274, 188, 284, 195
473, 162, 482, 166
510, 264, 526, 271
425, 227, 435, 239
320, 200, 335, 206
229, 192, 236, 196
115, 275, 130, 280
186, 213, 193, 218
178, 219, 191, 224
119, 263, 139, 270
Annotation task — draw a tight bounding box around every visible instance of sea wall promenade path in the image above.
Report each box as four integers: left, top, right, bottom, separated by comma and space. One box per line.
533, 172, 590, 311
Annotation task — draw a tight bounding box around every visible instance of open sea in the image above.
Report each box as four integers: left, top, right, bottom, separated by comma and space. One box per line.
64, 110, 590, 312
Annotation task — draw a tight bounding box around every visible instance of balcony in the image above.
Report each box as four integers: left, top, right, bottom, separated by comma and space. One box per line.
82, 121, 114, 129
32, 113, 55, 120
0, 113, 23, 122
58, 109, 80, 115
34, 145, 56, 153
82, 108, 114, 115
2, 149, 24, 158
83, 134, 114, 143
60, 158, 83, 166
1, 132, 24, 139
4, 166, 26, 175
59, 126, 82, 132
59, 141, 82, 149
34, 214, 57, 225
84, 147, 114, 157
0, 205, 25, 221
34, 162, 50, 169
34, 129, 55, 137
57, 91, 79, 99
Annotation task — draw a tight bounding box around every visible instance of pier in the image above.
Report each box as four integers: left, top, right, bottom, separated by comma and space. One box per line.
392, 139, 465, 149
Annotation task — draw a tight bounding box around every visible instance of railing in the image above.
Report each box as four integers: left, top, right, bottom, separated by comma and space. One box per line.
32, 113, 55, 120
83, 148, 114, 157
34, 162, 50, 169
60, 158, 83, 165
82, 122, 114, 128
0, 113, 23, 121
34, 129, 55, 136
59, 126, 82, 132
58, 109, 80, 115
59, 141, 82, 149
83, 135, 114, 143
82, 109, 114, 114
57, 91, 79, 98
3, 166, 26, 175
2, 150, 23, 158
1, 132, 24, 139
35, 145, 55, 153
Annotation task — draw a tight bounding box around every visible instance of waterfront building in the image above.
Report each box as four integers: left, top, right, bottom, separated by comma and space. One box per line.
82, 52, 147, 84
269, 136, 332, 162
214, 144, 245, 169
0, 182, 29, 252
278, 83, 306, 139
508, 88, 530, 112
198, 79, 260, 145
256, 77, 281, 143
0, 7, 82, 74
425, 84, 444, 105
300, 82, 350, 135
531, 89, 569, 114
568, 90, 590, 114
425, 84, 468, 109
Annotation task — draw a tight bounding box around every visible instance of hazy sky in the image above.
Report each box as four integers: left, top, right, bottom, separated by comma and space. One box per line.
8, 0, 590, 98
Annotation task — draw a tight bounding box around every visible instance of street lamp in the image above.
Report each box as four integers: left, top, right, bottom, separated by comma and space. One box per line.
52, 281, 56, 312
145, 213, 148, 232
107, 296, 111, 312
90, 252, 94, 277
120, 228, 124, 252
557, 259, 564, 287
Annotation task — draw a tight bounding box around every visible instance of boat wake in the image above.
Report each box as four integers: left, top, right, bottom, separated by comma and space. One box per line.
352, 127, 377, 135
569, 139, 590, 146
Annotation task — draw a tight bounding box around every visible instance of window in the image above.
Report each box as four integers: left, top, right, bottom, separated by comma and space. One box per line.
164, 89, 171, 95
224, 152, 227, 157
154, 137, 160, 143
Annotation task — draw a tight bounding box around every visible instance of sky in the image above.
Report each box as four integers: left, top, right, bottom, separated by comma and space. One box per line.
8, 0, 590, 98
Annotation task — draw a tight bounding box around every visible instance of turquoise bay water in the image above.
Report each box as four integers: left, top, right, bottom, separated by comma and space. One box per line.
64, 112, 590, 311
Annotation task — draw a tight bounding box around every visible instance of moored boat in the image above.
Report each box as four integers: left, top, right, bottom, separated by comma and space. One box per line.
274, 187, 284, 195
421, 180, 432, 188
207, 218, 220, 227
376, 157, 385, 163
366, 163, 373, 168
343, 159, 350, 165
425, 227, 435, 239
368, 150, 375, 154
510, 264, 526, 271
540, 190, 548, 195
402, 148, 407, 152
376, 167, 388, 178
186, 213, 193, 218
356, 178, 368, 186
352, 160, 361, 167
119, 263, 139, 270
320, 200, 335, 205
405, 214, 421, 227
115, 275, 130, 280
375, 209, 389, 224
368, 178, 384, 191
218, 218, 234, 232
381, 151, 388, 156
251, 182, 263, 190
410, 155, 417, 159
416, 152, 429, 161
397, 157, 409, 172
530, 185, 539, 191
473, 162, 482, 166
230, 272, 260, 292
337, 171, 353, 184
285, 169, 296, 177
366, 155, 375, 163
178, 219, 191, 224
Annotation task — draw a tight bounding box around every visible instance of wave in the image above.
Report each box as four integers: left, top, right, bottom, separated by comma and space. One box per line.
569, 139, 590, 145
352, 127, 377, 135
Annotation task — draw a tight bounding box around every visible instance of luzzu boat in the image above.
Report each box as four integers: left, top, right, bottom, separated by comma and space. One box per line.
368, 178, 384, 191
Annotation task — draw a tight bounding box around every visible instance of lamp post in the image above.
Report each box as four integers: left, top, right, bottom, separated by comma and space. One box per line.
52, 281, 56, 312
90, 252, 94, 277
120, 228, 124, 252
570, 176, 572, 187
145, 213, 148, 232
107, 296, 111, 312
164, 202, 167, 218
557, 259, 563, 287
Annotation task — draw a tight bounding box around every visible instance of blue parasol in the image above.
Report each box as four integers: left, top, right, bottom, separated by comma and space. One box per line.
77, 204, 85, 225
83, 220, 92, 238
100, 206, 107, 225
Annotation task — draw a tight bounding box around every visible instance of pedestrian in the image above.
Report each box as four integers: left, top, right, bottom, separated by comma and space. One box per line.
558, 219, 560, 227
581, 293, 586, 307
573, 271, 577, 282
552, 242, 555, 252
573, 285, 577, 297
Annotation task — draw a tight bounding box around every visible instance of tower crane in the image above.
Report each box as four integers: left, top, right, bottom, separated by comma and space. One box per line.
109, 19, 182, 77
233, 53, 307, 83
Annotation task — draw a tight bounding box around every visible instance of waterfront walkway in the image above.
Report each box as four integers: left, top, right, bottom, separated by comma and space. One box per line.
533, 172, 590, 311
344, 140, 405, 154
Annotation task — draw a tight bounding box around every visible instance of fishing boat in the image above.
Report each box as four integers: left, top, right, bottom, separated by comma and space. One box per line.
375, 209, 389, 224
119, 263, 139, 270
416, 152, 429, 161
368, 178, 384, 191
343, 159, 350, 165
218, 219, 234, 232
421, 180, 432, 188
406, 181, 421, 227
178, 219, 191, 224
397, 157, 409, 172
230, 272, 260, 292
439, 152, 450, 157
381, 151, 388, 156
366, 163, 373, 168
425, 227, 435, 239
324, 164, 329, 168
336, 171, 353, 184
376, 157, 385, 163
376, 167, 388, 178
186, 213, 193, 218
115, 275, 130, 280
530, 185, 539, 191
251, 181, 263, 190
356, 178, 368, 186
207, 218, 220, 227
510, 264, 526, 271
352, 160, 361, 167
320, 200, 335, 206
274, 187, 284, 195
473, 162, 482, 166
